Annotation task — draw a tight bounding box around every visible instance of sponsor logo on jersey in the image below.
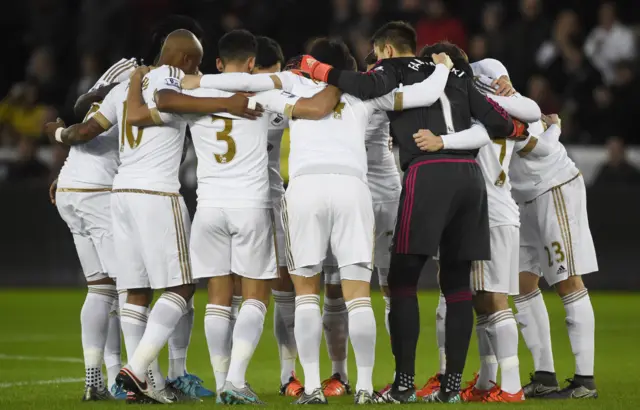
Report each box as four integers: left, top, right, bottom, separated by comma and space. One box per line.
165, 77, 181, 88
280, 91, 296, 99
271, 114, 284, 126
557, 265, 567, 275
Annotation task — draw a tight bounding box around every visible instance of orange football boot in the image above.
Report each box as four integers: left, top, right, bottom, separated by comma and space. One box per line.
460, 374, 500, 402
416, 373, 441, 398
482, 388, 525, 403
321, 373, 351, 397
280, 372, 304, 397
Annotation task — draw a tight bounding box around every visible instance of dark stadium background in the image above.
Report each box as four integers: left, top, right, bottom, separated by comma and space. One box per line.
0, 0, 638, 290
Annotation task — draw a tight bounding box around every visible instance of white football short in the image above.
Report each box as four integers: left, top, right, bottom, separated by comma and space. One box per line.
284, 174, 374, 281
56, 189, 116, 280
190, 207, 277, 280
518, 175, 598, 286
272, 198, 287, 268
471, 225, 519, 295
111, 191, 193, 290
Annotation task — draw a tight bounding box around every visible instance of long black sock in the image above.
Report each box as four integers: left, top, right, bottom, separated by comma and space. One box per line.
389, 292, 419, 388
387, 253, 426, 390
441, 288, 474, 394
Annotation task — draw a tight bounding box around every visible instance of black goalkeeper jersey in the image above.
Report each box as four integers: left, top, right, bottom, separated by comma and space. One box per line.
326, 57, 515, 170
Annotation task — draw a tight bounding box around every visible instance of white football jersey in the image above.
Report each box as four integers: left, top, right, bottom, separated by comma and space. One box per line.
472, 74, 522, 227
94, 65, 187, 193
274, 74, 395, 182
509, 120, 579, 203
365, 111, 401, 203
183, 87, 277, 209
57, 58, 137, 188
267, 113, 288, 203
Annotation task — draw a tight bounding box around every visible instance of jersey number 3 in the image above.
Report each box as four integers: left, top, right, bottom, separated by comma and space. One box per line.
121, 101, 144, 150
212, 115, 236, 163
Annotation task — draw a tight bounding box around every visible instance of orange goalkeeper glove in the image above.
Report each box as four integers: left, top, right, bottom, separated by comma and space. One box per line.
509, 119, 529, 140
300, 55, 333, 83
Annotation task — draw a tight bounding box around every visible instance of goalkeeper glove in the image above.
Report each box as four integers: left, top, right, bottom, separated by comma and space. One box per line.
300, 55, 333, 83
509, 119, 529, 140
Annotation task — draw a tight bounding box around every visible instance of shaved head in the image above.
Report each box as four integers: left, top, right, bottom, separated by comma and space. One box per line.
158, 29, 203, 74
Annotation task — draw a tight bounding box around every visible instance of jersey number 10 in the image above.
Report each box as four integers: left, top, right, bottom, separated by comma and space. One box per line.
121, 101, 144, 150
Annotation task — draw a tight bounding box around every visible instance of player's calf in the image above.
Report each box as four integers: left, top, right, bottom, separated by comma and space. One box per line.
322, 281, 350, 396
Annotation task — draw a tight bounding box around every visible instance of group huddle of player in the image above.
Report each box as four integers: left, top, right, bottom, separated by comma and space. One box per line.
45, 15, 598, 405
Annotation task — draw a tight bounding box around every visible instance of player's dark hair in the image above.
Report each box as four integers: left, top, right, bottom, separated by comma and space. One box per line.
419, 41, 473, 76
145, 15, 204, 64
218, 29, 258, 63
307, 37, 355, 71
371, 21, 417, 54
364, 50, 378, 66
255, 36, 285, 69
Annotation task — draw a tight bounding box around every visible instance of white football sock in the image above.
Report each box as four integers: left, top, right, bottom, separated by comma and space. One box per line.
436, 293, 447, 374
82, 285, 117, 388
147, 359, 166, 391
475, 314, 498, 390
346, 297, 376, 394
168, 297, 194, 379
118, 290, 127, 314
514, 289, 555, 373
104, 296, 122, 388
382, 296, 391, 336
227, 299, 267, 388
323, 296, 349, 382
205, 304, 232, 391
295, 295, 322, 394
273, 290, 297, 385
129, 292, 188, 380
486, 309, 521, 394
230, 295, 242, 331
120, 303, 148, 361
561, 289, 595, 376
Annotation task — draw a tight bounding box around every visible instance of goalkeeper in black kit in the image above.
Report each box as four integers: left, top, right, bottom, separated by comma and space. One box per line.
297, 21, 529, 403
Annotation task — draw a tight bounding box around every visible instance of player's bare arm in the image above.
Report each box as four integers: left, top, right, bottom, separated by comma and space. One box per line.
154, 89, 264, 120
45, 117, 107, 146
73, 83, 118, 119
126, 66, 155, 127
291, 85, 342, 120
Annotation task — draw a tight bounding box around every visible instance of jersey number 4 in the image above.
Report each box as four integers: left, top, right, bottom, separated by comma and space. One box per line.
121, 101, 144, 150
211, 115, 236, 163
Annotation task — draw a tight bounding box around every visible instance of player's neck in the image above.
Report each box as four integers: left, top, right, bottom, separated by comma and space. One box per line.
222, 63, 250, 74
390, 52, 415, 58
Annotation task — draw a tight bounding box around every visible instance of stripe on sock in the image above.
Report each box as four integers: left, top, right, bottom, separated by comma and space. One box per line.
160, 292, 188, 313
488, 309, 515, 325
295, 294, 320, 308
513, 288, 542, 304
243, 299, 267, 316
476, 314, 489, 326
87, 286, 117, 299
561, 288, 589, 305
345, 297, 372, 313
205, 306, 232, 321
272, 291, 295, 304
120, 309, 148, 323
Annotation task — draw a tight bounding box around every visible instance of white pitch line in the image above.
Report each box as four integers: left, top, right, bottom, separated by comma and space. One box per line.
0, 377, 84, 388
0, 354, 83, 363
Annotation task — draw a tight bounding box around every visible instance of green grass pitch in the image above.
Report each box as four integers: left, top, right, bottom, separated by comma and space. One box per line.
0, 289, 638, 409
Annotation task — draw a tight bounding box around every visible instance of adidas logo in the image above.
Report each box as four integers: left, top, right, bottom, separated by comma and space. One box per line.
556, 265, 567, 275
305, 57, 317, 67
